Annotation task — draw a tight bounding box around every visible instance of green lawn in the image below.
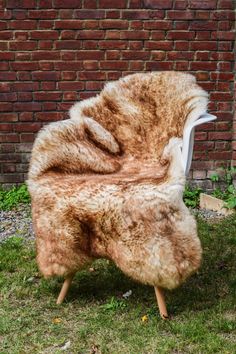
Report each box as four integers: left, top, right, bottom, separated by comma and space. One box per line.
0, 216, 235, 354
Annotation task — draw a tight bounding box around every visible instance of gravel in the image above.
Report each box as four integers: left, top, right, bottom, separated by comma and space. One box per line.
0, 204, 226, 244
0, 204, 34, 244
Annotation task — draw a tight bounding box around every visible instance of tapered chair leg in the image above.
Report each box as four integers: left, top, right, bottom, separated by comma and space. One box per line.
154, 286, 169, 320
56, 274, 75, 305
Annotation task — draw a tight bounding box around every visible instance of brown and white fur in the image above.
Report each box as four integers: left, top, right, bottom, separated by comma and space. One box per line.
27, 72, 208, 314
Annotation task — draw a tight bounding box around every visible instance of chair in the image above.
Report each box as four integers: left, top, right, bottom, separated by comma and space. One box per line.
27, 72, 216, 319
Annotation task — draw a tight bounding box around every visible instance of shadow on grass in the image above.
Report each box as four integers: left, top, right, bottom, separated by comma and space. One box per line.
47, 216, 236, 315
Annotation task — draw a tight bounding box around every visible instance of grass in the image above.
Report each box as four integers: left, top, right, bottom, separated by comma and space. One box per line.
0, 217, 236, 353
0, 184, 30, 211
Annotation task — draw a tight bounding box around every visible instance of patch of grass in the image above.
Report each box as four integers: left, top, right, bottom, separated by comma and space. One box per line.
0, 184, 30, 210
0, 217, 236, 353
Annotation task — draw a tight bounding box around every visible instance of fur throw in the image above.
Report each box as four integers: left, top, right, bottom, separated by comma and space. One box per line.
28, 71, 207, 290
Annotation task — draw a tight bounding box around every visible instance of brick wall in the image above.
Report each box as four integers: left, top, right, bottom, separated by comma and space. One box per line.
0, 0, 235, 188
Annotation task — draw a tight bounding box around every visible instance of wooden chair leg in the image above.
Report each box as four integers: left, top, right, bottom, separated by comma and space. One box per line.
154, 286, 169, 320
56, 274, 74, 305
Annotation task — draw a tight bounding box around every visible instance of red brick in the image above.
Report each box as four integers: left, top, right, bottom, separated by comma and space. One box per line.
100, 20, 128, 29
3, 164, 16, 173
38, 20, 55, 29
209, 151, 232, 160
61, 30, 76, 39
61, 71, 77, 80
39, 62, 54, 70
189, 0, 216, 9
35, 112, 64, 121
210, 92, 232, 101
0, 52, 14, 60
0, 10, 12, 19
32, 72, 60, 81
83, 61, 98, 70
0, 123, 14, 131
6, 0, 36, 8
63, 91, 78, 100
14, 102, 42, 112
191, 62, 217, 71
191, 41, 217, 50
130, 20, 143, 30
79, 71, 106, 80
190, 21, 218, 30
40, 82, 55, 90
167, 10, 194, 19
28, 9, 58, 18
184, 60, 197, 72
211, 10, 234, 20
99, 0, 126, 8
15, 122, 42, 132
175, 41, 189, 50
83, 0, 97, 8
167, 31, 195, 40
143, 0, 172, 8
144, 20, 172, 30
34, 92, 62, 101
120, 30, 149, 40
54, 0, 81, 8
129, 61, 144, 70
195, 52, 209, 60
129, 41, 143, 50
19, 112, 33, 121
54, 62, 82, 70
0, 72, 16, 80
210, 72, 234, 81
100, 61, 128, 70
218, 0, 234, 9
59, 9, 74, 18
151, 51, 166, 60
99, 40, 127, 49
145, 41, 173, 50
32, 51, 60, 60
0, 113, 17, 122
196, 31, 211, 40
0, 62, 9, 70
122, 10, 150, 19
150, 31, 165, 40
105, 31, 120, 39
211, 31, 235, 40
84, 20, 99, 29
20, 133, 35, 142
122, 51, 150, 60
208, 132, 232, 140
30, 30, 59, 39
0, 31, 13, 39
58, 81, 84, 90
167, 51, 194, 60
146, 61, 173, 70
174, 0, 188, 9
9, 20, 37, 29
0, 134, 19, 143
54, 20, 83, 29
55, 40, 82, 49
105, 10, 120, 18
11, 62, 39, 71
78, 30, 105, 39
10, 41, 37, 50
175, 21, 189, 30
0, 93, 17, 101
77, 50, 104, 60
75, 10, 105, 18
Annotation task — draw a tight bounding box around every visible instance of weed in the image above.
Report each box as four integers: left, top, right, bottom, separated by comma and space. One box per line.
101, 296, 127, 311
0, 184, 30, 210
210, 167, 236, 210
183, 185, 202, 208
